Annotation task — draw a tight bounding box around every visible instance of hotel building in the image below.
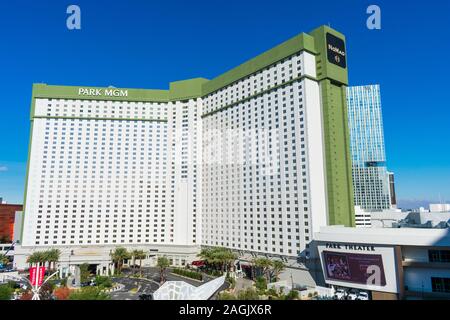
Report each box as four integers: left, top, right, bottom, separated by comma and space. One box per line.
15, 26, 355, 272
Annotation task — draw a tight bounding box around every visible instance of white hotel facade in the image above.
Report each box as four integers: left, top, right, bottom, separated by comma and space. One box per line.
15, 26, 355, 274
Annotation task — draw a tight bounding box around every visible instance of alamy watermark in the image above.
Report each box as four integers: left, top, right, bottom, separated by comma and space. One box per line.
66, 5, 81, 30
367, 5, 381, 30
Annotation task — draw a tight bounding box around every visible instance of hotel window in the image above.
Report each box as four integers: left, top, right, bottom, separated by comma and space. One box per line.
431, 277, 450, 293
429, 250, 450, 263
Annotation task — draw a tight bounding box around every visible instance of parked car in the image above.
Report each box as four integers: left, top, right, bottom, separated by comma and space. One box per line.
334, 288, 347, 300
346, 289, 359, 300
356, 292, 370, 301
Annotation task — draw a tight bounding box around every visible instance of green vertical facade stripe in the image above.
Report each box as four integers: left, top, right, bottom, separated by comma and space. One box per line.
320, 81, 355, 226
310, 26, 355, 227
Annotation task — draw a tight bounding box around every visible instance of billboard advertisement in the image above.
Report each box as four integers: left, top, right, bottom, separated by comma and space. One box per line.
323, 251, 386, 286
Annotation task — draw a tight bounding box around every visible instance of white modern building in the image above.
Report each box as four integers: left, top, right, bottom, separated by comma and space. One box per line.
430, 204, 450, 213
15, 25, 356, 271
314, 226, 450, 300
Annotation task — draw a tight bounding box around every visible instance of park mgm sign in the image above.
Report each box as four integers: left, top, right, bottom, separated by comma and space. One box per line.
78, 87, 129, 98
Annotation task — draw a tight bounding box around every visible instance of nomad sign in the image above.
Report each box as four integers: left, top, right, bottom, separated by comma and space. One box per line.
78, 88, 129, 97
326, 33, 346, 68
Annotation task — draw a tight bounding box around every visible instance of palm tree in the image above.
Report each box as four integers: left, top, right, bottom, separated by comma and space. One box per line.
270, 260, 285, 282
253, 257, 272, 283
27, 251, 47, 268
198, 247, 237, 275
130, 249, 146, 276
135, 250, 146, 277
110, 247, 129, 274
157, 256, 170, 284
130, 250, 138, 274
45, 249, 61, 272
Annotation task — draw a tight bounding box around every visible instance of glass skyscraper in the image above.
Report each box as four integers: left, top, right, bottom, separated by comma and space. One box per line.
347, 85, 390, 212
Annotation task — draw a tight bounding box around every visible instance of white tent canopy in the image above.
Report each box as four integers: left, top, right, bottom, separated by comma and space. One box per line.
153, 275, 226, 300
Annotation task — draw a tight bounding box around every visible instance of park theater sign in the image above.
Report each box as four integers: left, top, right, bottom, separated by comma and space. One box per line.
78, 87, 128, 98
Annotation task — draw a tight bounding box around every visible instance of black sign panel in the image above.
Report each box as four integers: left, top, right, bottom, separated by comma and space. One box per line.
326, 33, 346, 68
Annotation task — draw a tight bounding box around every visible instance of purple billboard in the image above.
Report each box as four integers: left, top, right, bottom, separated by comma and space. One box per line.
323, 251, 387, 286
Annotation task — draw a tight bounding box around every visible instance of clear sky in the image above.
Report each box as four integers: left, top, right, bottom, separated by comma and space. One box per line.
0, 0, 449, 209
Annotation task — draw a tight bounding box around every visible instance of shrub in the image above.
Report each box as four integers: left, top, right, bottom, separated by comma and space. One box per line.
237, 288, 260, 300
172, 268, 203, 281
95, 276, 113, 288
218, 292, 236, 300
20, 292, 33, 300
255, 276, 267, 292
204, 269, 222, 277
285, 290, 299, 300
54, 287, 71, 300
226, 276, 236, 289
69, 287, 110, 300
0, 285, 13, 301
266, 288, 279, 297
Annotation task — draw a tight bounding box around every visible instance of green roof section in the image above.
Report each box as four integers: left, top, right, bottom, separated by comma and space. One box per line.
31, 78, 210, 105
170, 78, 209, 101
32, 83, 171, 103
201, 32, 317, 96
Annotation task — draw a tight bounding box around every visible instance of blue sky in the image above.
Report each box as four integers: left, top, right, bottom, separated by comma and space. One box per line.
0, 0, 449, 208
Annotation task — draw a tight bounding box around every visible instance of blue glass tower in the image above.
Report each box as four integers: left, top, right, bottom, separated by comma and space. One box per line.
347, 85, 390, 212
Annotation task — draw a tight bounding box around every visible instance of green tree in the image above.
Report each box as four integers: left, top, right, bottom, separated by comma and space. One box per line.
255, 276, 267, 293
110, 247, 129, 274
198, 247, 237, 275
79, 263, 91, 283
252, 258, 285, 283
237, 288, 260, 300
270, 260, 285, 282
26, 251, 47, 267
252, 258, 272, 283
0, 285, 13, 301
45, 249, 61, 271
131, 249, 146, 276
95, 276, 112, 289
157, 256, 170, 284
69, 287, 110, 300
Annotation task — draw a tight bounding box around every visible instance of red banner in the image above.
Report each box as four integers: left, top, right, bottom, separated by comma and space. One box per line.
37, 267, 46, 286
29, 267, 37, 285
29, 266, 46, 286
